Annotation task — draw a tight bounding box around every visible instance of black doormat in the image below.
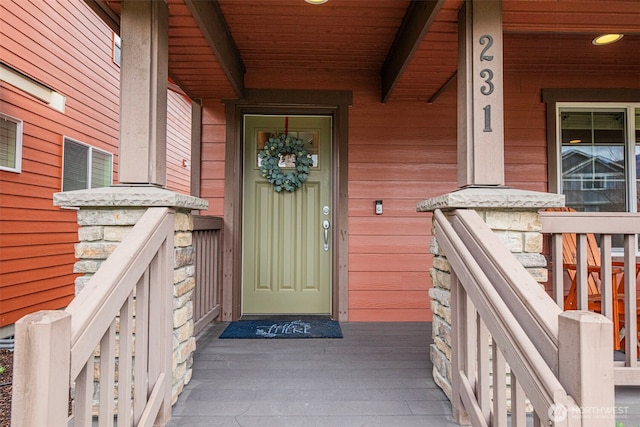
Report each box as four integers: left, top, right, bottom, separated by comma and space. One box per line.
219, 319, 343, 339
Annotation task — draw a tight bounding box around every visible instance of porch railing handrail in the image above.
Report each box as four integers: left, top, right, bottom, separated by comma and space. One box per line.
540, 210, 640, 385
442, 208, 561, 373
433, 209, 614, 426
12, 207, 174, 427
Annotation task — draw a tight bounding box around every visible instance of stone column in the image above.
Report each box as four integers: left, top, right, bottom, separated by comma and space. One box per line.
417, 187, 564, 399
54, 186, 208, 406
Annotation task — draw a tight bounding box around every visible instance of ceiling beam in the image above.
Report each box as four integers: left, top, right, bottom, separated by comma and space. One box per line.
380, 0, 446, 103
185, 0, 245, 98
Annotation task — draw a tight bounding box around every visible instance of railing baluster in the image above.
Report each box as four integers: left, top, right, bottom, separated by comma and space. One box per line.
510, 372, 527, 427
551, 233, 564, 307
118, 294, 134, 427
576, 233, 588, 310
134, 270, 150, 424
477, 318, 491, 424
600, 234, 613, 321
75, 361, 94, 427
98, 322, 116, 427
491, 341, 507, 427
624, 233, 638, 366
532, 411, 541, 427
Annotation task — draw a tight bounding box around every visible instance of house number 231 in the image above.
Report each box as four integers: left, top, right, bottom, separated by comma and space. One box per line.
479, 34, 494, 132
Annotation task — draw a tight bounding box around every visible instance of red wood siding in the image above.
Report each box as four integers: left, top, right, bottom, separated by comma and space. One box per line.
0, 0, 120, 327
199, 102, 226, 216
348, 81, 457, 322
166, 89, 192, 195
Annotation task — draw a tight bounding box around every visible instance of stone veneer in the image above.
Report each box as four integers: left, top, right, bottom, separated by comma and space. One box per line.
54, 186, 208, 405
417, 187, 564, 400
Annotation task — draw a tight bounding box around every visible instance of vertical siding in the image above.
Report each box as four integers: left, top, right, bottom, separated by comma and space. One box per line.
166, 89, 192, 195
0, 0, 120, 327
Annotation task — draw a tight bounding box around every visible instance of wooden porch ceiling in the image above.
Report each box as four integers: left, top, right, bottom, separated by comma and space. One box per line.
87, 0, 640, 103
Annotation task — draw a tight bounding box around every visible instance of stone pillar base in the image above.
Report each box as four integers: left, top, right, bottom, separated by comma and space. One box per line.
54, 186, 208, 406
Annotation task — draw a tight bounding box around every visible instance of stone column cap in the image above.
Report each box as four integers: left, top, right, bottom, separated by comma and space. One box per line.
417, 187, 565, 212
53, 186, 208, 210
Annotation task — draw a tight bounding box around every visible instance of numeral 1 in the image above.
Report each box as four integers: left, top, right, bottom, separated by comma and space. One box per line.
483, 105, 492, 132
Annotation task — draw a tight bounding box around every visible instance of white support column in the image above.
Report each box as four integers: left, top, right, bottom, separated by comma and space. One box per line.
457, 0, 505, 187
119, 0, 169, 186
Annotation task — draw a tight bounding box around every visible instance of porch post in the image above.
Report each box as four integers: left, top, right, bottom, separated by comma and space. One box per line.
457, 0, 504, 187
119, 0, 169, 186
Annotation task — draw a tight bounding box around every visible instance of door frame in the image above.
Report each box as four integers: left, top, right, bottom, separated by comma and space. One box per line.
222, 89, 352, 321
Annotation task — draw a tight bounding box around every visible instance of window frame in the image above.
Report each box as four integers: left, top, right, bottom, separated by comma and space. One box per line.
112, 33, 121, 67
553, 102, 638, 214
0, 113, 23, 173
62, 136, 113, 191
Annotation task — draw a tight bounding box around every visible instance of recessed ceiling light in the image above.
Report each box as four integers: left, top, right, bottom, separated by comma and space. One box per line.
592, 34, 624, 45
305, 0, 328, 4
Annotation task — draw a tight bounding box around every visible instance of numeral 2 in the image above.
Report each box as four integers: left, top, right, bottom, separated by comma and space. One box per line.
479, 35, 494, 61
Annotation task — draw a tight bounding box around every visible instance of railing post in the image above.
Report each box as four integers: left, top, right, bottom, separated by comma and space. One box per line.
558, 311, 615, 426
11, 310, 71, 427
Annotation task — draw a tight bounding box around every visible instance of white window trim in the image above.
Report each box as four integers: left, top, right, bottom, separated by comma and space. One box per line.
554, 102, 639, 214
113, 33, 121, 67
0, 113, 23, 173
62, 136, 113, 191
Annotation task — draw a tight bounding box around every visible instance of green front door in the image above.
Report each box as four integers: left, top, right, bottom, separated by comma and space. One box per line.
242, 115, 332, 315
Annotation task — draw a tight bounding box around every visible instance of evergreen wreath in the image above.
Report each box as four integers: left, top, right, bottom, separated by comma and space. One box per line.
258, 134, 313, 192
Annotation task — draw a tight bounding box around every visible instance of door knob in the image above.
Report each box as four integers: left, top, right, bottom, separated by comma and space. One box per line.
322, 219, 330, 251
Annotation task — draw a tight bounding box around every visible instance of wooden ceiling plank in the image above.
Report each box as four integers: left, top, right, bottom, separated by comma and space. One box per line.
380, 0, 447, 103
184, 0, 245, 98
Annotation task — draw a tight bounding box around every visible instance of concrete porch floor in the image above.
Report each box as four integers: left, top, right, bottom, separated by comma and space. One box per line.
167, 321, 640, 427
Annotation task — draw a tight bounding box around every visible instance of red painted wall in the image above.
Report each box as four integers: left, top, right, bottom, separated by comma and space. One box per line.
0, 0, 120, 327
166, 89, 193, 195
0, 0, 193, 328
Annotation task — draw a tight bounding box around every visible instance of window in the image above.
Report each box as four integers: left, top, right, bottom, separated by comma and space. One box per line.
555, 104, 640, 251
556, 106, 638, 214
113, 33, 121, 66
62, 137, 113, 191
0, 113, 23, 173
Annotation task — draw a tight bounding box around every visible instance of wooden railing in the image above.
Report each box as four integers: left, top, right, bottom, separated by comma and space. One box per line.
433, 209, 614, 427
192, 215, 223, 335
11, 207, 174, 427
541, 210, 640, 386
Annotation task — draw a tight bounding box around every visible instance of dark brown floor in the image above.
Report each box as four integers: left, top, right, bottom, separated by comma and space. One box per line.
168, 322, 458, 426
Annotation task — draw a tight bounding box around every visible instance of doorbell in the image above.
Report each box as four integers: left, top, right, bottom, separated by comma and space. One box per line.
375, 200, 383, 215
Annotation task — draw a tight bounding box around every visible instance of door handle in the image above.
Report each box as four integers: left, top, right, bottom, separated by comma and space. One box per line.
322, 219, 330, 251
